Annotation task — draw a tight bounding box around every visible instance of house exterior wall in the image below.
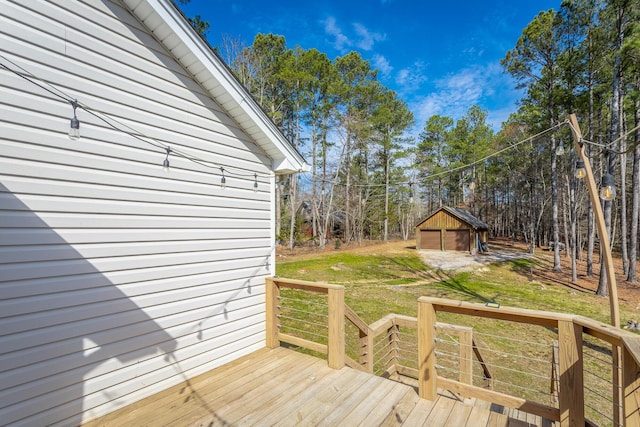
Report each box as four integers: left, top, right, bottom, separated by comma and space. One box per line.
0, 1, 277, 425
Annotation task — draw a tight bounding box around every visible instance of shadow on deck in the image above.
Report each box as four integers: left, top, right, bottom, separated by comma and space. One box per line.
82, 347, 553, 427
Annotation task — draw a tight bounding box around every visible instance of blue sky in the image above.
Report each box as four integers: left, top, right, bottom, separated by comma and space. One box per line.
178, 0, 560, 133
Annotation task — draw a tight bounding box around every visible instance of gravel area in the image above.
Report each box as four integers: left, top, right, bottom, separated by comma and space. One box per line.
418, 249, 532, 272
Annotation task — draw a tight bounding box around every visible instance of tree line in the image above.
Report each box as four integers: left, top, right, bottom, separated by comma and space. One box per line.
178, 0, 639, 290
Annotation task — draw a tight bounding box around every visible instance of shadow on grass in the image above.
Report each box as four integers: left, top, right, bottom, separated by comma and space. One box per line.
385, 256, 435, 280
423, 269, 496, 304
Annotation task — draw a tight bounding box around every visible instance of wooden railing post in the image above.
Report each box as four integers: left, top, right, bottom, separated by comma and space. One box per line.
459, 328, 473, 385
418, 298, 437, 400
387, 322, 400, 375
359, 328, 374, 373
558, 320, 584, 427
327, 287, 345, 369
265, 277, 280, 348
622, 336, 640, 426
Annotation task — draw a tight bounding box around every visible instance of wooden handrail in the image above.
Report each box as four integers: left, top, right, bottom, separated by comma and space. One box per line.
417, 296, 640, 427
266, 279, 640, 426
344, 304, 373, 372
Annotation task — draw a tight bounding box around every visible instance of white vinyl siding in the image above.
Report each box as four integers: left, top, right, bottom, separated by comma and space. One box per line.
0, 0, 277, 425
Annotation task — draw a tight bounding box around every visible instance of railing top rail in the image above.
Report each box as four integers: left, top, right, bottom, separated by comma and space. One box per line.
419, 296, 573, 327
572, 316, 626, 346
268, 277, 344, 293
419, 297, 640, 348
622, 335, 640, 367
369, 314, 396, 335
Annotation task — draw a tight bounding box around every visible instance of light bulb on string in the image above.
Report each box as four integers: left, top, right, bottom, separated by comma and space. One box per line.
253, 174, 258, 193
408, 182, 414, 203
220, 167, 226, 189
575, 159, 586, 179
68, 100, 80, 141
599, 173, 616, 201
555, 140, 565, 156
162, 147, 171, 173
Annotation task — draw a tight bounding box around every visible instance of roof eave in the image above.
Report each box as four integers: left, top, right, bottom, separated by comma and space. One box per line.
122, 0, 308, 175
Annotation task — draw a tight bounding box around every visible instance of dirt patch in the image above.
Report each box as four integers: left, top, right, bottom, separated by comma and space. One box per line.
418, 249, 532, 272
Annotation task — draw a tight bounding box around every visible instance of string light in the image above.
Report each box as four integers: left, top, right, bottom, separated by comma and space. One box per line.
162, 146, 171, 173
599, 173, 616, 201
408, 182, 414, 203
254, 174, 258, 192
69, 100, 80, 141
0, 56, 274, 183
575, 159, 586, 179
555, 140, 565, 156
220, 167, 226, 189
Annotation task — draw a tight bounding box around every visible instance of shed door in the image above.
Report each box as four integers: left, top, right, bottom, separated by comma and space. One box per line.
420, 230, 441, 250
445, 230, 470, 251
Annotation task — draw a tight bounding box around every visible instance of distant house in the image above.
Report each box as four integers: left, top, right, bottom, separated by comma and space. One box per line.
415, 207, 488, 253
0, 1, 306, 425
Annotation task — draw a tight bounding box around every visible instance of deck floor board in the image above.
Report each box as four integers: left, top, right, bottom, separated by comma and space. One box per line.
82, 348, 555, 427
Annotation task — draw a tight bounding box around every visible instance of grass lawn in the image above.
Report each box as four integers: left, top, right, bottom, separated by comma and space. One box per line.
276, 244, 634, 324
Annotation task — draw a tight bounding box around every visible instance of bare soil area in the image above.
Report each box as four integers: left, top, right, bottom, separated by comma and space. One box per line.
417, 249, 532, 272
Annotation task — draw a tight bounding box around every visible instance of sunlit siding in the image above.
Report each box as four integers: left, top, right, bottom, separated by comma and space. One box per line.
0, 1, 274, 425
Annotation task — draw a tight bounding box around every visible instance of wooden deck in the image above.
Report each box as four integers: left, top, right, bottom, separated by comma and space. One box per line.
83, 347, 554, 427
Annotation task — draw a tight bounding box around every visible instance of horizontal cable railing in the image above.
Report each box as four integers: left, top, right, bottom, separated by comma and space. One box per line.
266, 278, 640, 427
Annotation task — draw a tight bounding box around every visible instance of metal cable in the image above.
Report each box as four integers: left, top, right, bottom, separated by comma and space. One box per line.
277, 315, 327, 330
278, 325, 327, 340
472, 331, 553, 348
489, 377, 548, 396
279, 306, 329, 319
583, 385, 614, 403
278, 296, 328, 309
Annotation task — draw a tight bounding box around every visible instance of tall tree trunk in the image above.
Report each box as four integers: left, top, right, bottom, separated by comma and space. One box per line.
288, 103, 301, 251
628, 97, 640, 282
319, 125, 329, 248
552, 132, 562, 272
562, 175, 570, 259
597, 7, 624, 296
568, 164, 578, 283
311, 123, 318, 242
620, 104, 629, 275
383, 152, 390, 242
344, 133, 352, 245
586, 28, 596, 277
288, 176, 297, 251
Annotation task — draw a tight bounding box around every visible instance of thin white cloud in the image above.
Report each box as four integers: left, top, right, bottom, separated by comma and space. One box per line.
411, 62, 515, 131
373, 54, 393, 77
395, 61, 427, 92
323, 16, 352, 52
322, 17, 386, 53
353, 23, 386, 51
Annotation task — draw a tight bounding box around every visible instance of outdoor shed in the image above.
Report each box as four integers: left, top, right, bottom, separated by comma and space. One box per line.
0, 1, 307, 426
415, 207, 488, 253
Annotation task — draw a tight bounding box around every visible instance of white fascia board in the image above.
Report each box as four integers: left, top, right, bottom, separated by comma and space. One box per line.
124, 0, 308, 174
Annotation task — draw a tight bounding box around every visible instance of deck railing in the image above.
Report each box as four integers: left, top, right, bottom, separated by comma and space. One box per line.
265, 277, 640, 427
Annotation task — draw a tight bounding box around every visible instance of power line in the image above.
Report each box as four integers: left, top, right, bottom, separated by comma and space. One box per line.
300, 121, 567, 189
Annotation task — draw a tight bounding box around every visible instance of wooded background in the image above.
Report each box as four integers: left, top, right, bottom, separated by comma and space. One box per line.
180, 0, 640, 292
